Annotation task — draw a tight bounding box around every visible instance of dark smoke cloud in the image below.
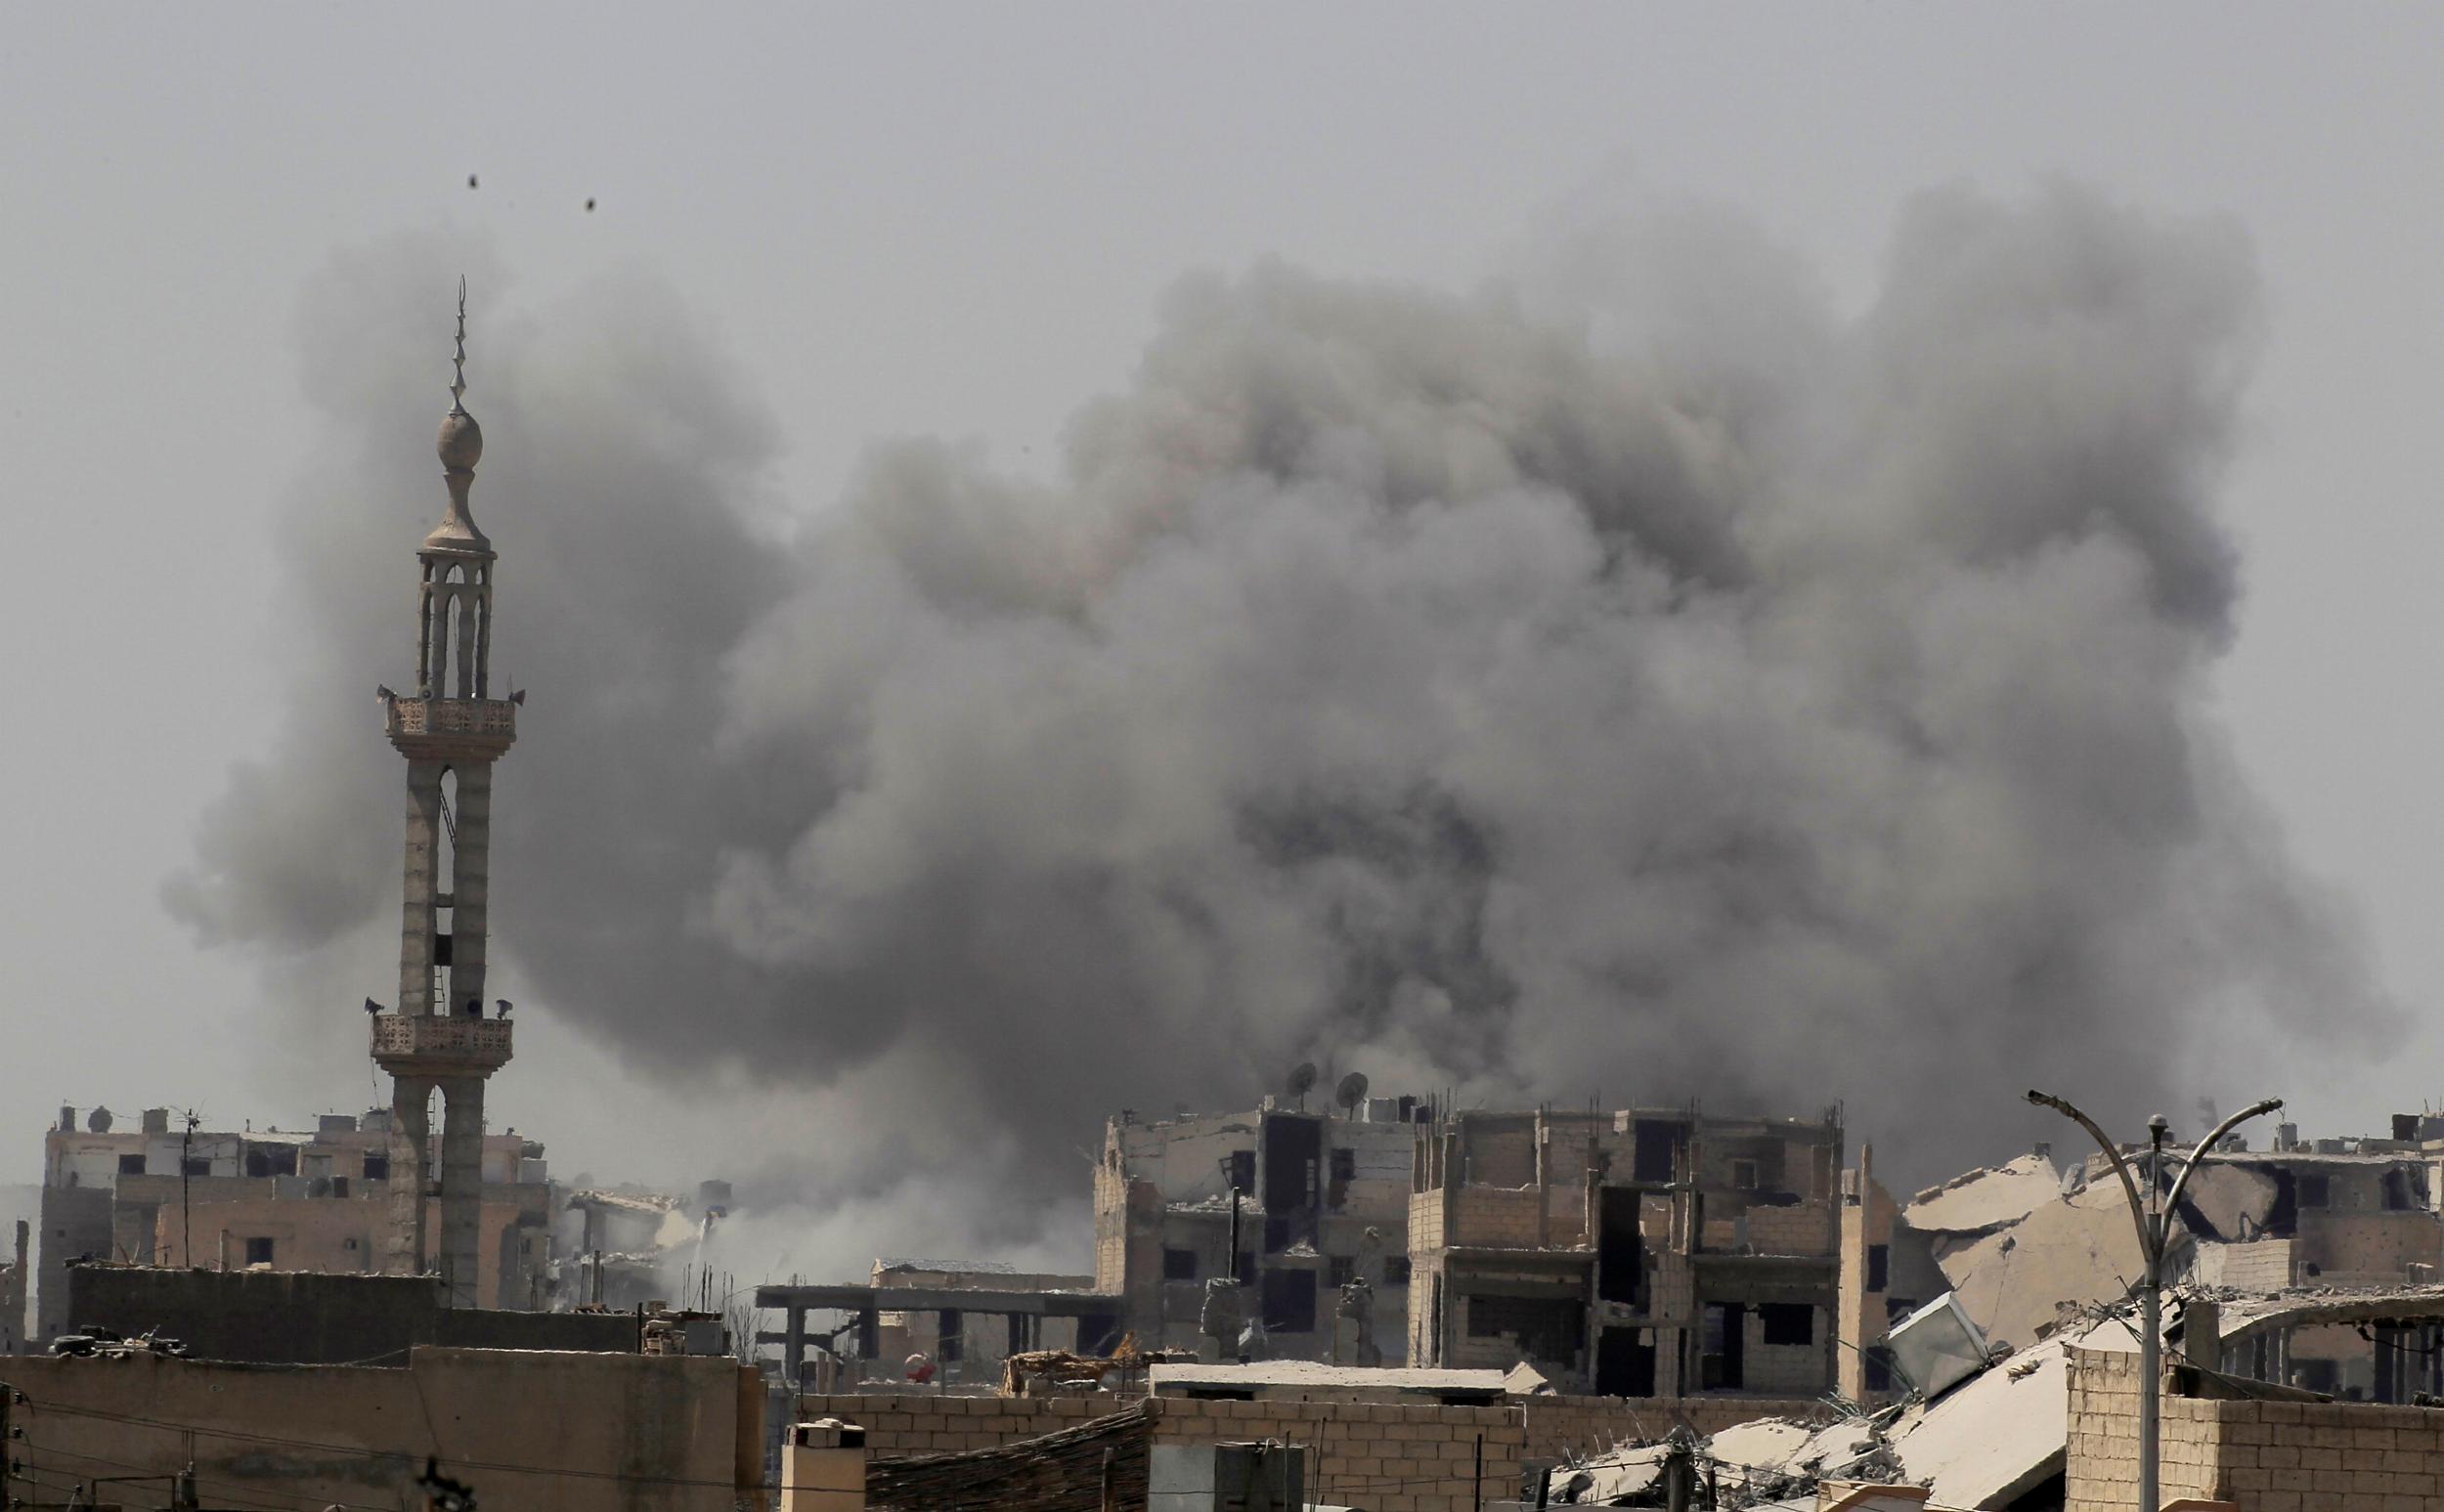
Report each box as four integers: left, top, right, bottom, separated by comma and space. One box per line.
171, 184, 2391, 1237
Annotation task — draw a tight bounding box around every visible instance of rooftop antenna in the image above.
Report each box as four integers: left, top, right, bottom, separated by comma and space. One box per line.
1285, 1061, 1318, 1112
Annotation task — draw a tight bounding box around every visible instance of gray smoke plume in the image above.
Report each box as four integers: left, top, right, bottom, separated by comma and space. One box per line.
170, 184, 2391, 1247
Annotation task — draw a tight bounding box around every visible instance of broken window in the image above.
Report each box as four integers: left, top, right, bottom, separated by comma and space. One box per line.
243, 1237, 274, 1267
2298, 1174, 2331, 1209
181, 1158, 209, 1178
1262, 1216, 1291, 1254
116, 1154, 146, 1176
2383, 1169, 2418, 1211
1162, 1247, 1198, 1281
1863, 1345, 1895, 1394
1226, 1150, 1255, 1194
1730, 1159, 1760, 1191
363, 1154, 389, 1181
1328, 1255, 1355, 1287
1866, 1243, 1890, 1292
1759, 1303, 1814, 1347
1330, 1148, 1356, 1183
1632, 1121, 1680, 1184
936, 1309, 963, 1362
1382, 1256, 1411, 1286
1258, 1269, 1318, 1333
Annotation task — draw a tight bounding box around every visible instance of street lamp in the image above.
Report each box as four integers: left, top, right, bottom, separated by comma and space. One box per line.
2025, 1090, 2281, 1512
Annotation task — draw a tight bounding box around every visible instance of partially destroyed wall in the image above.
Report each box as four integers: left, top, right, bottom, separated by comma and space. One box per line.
797, 1393, 1524, 1512
67, 1265, 633, 1363
2067, 1343, 2444, 1512
1521, 1395, 1828, 1460
7, 1347, 761, 1512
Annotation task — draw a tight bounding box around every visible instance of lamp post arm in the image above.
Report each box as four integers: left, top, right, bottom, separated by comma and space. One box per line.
2162, 1098, 2285, 1222
2028, 1090, 2152, 1259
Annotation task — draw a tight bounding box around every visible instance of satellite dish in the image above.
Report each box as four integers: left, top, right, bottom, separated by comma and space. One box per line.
1335, 1072, 1372, 1114
1286, 1062, 1318, 1108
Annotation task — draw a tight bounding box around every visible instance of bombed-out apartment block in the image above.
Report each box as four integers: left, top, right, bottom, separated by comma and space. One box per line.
1834, 1113, 2444, 1405
34, 1102, 550, 1341
1408, 1105, 1848, 1398
1095, 1098, 1425, 1363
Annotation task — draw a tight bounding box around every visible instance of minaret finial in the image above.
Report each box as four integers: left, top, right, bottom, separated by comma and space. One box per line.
431, 277, 488, 544
449, 275, 470, 416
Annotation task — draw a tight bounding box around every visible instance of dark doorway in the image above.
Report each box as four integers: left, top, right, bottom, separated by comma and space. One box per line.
1262, 1114, 1322, 1214
1596, 1326, 1657, 1397
1597, 1188, 1645, 1305
1701, 1302, 1746, 1390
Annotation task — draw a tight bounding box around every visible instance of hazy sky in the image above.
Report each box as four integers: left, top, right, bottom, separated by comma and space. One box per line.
3, 5, 2441, 1233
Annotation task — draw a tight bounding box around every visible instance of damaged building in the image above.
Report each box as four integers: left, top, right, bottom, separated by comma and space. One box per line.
1836, 1115, 2444, 1395
1408, 1104, 1850, 1399
1095, 1098, 1424, 1363
32, 1102, 552, 1341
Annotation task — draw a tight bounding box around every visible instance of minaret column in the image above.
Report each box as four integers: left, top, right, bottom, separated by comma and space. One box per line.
386, 1077, 434, 1274
446, 763, 494, 1016
398, 760, 445, 1015
439, 1077, 487, 1307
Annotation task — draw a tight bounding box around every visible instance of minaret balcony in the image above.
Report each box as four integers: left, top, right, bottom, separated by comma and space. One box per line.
371, 1013, 513, 1074
386, 696, 518, 761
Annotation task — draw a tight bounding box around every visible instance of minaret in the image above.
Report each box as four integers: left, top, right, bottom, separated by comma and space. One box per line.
371, 281, 519, 1308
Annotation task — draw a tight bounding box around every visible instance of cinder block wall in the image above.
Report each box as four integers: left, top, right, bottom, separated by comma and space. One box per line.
799, 1394, 1524, 1512
1739, 1201, 1836, 1255
1448, 1188, 1546, 1249
2066, 1343, 2444, 1512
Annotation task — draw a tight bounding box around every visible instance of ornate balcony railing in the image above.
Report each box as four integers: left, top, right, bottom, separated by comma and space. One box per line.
386, 698, 517, 739
371, 1014, 513, 1064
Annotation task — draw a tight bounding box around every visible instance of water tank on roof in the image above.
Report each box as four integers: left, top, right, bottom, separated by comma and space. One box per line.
87, 1107, 112, 1134
141, 1108, 171, 1136
319, 1114, 359, 1135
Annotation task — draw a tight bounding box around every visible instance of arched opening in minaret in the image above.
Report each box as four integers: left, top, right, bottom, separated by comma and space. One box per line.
433, 766, 458, 1015
438, 566, 468, 698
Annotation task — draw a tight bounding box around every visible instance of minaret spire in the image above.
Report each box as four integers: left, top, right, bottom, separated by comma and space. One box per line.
449, 275, 470, 414
429, 277, 489, 551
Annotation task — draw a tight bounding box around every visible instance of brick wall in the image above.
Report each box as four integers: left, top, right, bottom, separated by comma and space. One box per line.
2067, 1343, 2444, 1512
796, 1393, 1524, 1512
